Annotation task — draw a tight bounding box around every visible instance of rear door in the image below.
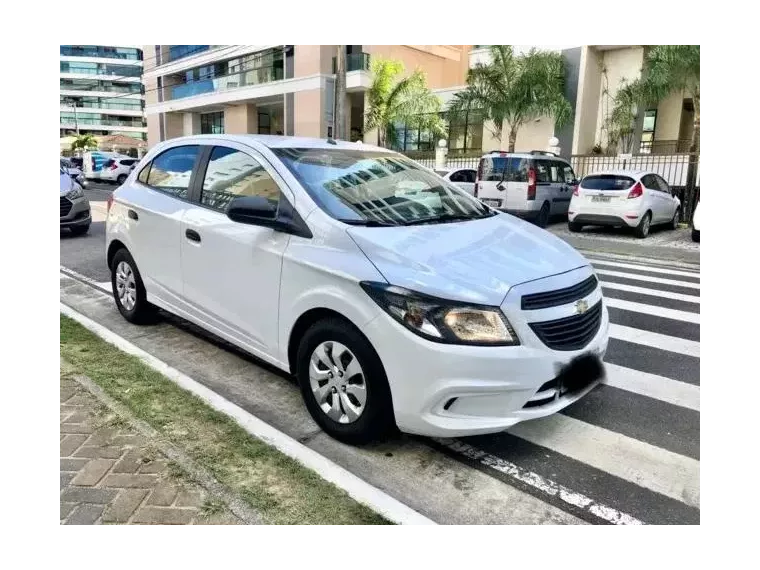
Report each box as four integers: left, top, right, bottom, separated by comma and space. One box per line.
655, 174, 677, 221
476, 155, 529, 210
641, 174, 667, 222
448, 168, 476, 195
577, 174, 636, 214
551, 161, 576, 215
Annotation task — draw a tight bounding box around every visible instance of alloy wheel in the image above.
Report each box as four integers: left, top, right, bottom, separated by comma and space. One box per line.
309, 341, 367, 424
115, 261, 137, 311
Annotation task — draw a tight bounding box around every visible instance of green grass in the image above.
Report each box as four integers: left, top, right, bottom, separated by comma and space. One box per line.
60, 314, 390, 525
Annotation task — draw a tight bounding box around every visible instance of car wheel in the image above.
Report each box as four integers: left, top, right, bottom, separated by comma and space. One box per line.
295, 317, 395, 444
536, 202, 551, 228
69, 223, 90, 236
670, 207, 680, 230
110, 248, 157, 324
634, 211, 652, 239
692, 228, 700, 243
117, 174, 128, 185
568, 221, 583, 233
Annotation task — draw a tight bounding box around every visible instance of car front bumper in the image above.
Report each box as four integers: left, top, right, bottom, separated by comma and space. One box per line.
60, 196, 91, 227
362, 287, 610, 438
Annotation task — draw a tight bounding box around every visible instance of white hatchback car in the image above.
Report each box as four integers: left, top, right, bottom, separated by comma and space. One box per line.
433, 167, 477, 195
100, 157, 139, 185
568, 169, 681, 238
106, 135, 609, 444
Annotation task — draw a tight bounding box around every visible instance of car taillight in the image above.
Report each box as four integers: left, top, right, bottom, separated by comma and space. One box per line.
527, 168, 536, 200
475, 159, 485, 198
627, 181, 643, 199
573, 185, 579, 196
109, 163, 118, 170
107, 194, 113, 212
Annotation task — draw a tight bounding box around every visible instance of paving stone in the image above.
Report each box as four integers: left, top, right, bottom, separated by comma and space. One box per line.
61, 458, 90, 472
64, 504, 104, 525
61, 487, 117, 504
199, 512, 242, 525
110, 434, 147, 447
61, 423, 95, 434
101, 473, 160, 489
61, 472, 75, 490
60, 434, 88, 457
60, 502, 76, 520
138, 459, 167, 474
132, 506, 195, 525
102, 489, 149, 523
84, 427, 118, 446
146, 483, 179, 506
112, 449, 144, 474
175, 489, 204, 508
73, 445, 124, 459
71, 459, 115, 486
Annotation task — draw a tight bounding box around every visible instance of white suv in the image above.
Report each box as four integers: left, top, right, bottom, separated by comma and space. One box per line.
100, 157, 139, 185
106, 135, 609, 444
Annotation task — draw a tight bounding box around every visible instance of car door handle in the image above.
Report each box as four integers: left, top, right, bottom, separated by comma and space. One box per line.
128, 209, 138, 221
185, 229, 201, 243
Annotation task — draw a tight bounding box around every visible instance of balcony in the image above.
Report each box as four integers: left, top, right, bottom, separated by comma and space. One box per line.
171, 65, 285, 100
168, 45, 210, 62
332, 52, 371, 74
61, 46, 141, 60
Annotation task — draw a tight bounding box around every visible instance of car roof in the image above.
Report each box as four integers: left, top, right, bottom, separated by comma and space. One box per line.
159, 134, 388, 153
584, 169, 651, 178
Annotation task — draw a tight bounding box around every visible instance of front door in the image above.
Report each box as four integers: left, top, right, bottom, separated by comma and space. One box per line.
180, 143, 293, 360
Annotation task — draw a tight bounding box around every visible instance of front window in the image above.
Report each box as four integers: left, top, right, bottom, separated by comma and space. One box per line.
201, 112, 224, 134
273, 148, 494, 226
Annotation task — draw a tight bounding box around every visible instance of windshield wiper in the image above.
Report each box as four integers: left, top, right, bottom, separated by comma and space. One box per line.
339, 218, 397, 227
401, 213, 489, 226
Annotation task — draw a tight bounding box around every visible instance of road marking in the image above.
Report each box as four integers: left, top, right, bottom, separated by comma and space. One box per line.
609, 323, 699, 357
507, 414, 700, 508
59, 302, 436, 526
604, 363, 699, 411
605, 297, 700, 324
596, 269, 700, 290
434, 438, 643, 525
592, 259, 699, 278
601, 280, 699, 304
582, 251, 699, 272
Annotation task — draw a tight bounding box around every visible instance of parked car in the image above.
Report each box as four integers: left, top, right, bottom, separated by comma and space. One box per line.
100, 157, 139, 185
60, 157, 87, 188
60, 166, 90, 235
568, 170, 681, 238
106, 135, 609, 444
433, 167, 477, 195
691, 198, 705, 241
474, 150, 579, 228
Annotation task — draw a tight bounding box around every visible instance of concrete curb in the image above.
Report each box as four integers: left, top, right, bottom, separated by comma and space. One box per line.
60, 302, 437, 526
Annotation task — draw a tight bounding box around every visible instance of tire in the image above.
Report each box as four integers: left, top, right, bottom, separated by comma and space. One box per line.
568, 221, 583, 233
670, 207, 680, 230
692, 228, 700, 243
295, 317, 395, 444
634, 211, 652, 239
110, 248, 157, 324
536, 202, 551, 228
117, 174, 128, 185
69, 223, 90, 236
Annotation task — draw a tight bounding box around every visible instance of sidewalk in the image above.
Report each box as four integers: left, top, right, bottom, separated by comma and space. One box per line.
60, 369, 241, 525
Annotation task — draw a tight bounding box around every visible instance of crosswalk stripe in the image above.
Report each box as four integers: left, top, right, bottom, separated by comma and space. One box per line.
507, 414, 700, 508
604, 363, 699, 411
601, 280, 700, 304
592, 260, 699, 279
596, 269, 700, 290
609, 323, 699, 357
605, 297, 700, 323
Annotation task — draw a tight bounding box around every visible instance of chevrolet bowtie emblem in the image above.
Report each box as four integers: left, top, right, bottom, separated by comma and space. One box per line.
575, 299, 589, 315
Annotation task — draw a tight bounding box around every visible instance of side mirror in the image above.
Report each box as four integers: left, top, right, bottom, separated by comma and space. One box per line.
227, 195, 278, 226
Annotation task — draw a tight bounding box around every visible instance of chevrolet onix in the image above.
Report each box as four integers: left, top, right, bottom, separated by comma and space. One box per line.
106, 135, 609, 444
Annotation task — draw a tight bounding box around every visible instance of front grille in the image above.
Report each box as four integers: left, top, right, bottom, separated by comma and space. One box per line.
521, 275, 598, 310
529, 300, 602, 351
60, 196, 72, 217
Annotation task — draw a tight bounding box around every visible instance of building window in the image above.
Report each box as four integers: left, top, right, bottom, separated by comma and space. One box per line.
201, 112, 224, 134
639, 109, 657, 153
391, 111, 483, 153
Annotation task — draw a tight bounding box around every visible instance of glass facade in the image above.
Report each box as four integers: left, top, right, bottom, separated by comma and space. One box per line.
200, 112, 224, 134
60, 45, 142, 60
60, 112, 144, 128
61, 78, 142, 94
169, 45, 210, 61
391, 111, 484, 152
60, 61, 142, 77
60, 95, 143, 111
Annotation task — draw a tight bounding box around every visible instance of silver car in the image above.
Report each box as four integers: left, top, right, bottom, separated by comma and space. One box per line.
60, 167, 91, 235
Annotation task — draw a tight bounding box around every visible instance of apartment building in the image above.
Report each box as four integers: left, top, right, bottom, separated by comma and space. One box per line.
143, 45, 471, 148
60, 45, 148, 154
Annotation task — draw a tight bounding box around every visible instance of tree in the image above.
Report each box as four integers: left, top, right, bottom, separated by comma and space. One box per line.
334, 45, 347, 140
70, 133, 98, 153
364, 57, 445, 148
448, 45, 572, 152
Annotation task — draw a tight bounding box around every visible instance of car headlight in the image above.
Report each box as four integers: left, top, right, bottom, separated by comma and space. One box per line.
66, 187, 84, 200
360, 282, 519, 346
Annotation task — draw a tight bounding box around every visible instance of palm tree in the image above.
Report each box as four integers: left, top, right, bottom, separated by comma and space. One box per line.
70, 133, 98, 153
364, 57, 445, 148
448, 45, 572, 152
334, 45, 347, 140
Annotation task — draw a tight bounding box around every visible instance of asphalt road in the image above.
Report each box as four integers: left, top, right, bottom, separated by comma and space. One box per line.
60, 182, 112, 282
60, 192, 700, 524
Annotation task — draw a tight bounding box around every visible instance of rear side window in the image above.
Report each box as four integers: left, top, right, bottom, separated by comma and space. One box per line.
137, 164, 150, 184
146, 145, 200, 199
479, 156, 528, 182
561, 164, 576, 184
581, 175, 635, 191
535, 160, 551, 183
450, 169, 476, 183
120, 159, 136, 166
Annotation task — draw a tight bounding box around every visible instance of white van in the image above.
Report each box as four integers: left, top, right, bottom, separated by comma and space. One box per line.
474, 151, 580, 227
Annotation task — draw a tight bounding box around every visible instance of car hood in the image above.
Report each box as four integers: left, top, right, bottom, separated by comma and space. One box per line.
60, 173, 74, 194
347, 213, 588, 305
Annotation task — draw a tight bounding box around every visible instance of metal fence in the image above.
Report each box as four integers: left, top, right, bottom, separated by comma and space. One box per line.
400, 150, 480, 170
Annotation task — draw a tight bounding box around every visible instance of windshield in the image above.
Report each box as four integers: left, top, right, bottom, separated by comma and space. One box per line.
581, 175, 635, 191
273, 148, 493, 226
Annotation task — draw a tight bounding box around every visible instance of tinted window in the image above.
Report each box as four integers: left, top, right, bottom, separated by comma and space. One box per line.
120, 159, 136, 166
146, 145, 200, 198
201, 147, 281, 212
449, 169, 475, 183
479, 156, 528, 182
561, 164, 577, 184
535, 160, 551, 183
273, 148, 491, 225
581, 175, 635, 191
655, 175, 670, 193
641, 174, 659, 190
